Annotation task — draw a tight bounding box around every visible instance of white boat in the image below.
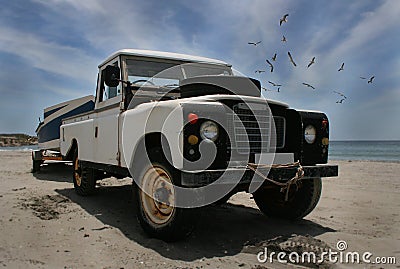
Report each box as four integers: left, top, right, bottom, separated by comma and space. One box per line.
36, 95, 94, 150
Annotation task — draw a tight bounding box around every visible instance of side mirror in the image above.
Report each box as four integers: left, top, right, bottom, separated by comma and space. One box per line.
103, 65, 120, 87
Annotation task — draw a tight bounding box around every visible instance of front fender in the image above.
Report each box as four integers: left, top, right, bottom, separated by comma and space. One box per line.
120, 100, 184, 169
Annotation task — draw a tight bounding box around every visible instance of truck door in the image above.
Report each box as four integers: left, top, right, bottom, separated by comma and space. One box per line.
93, 59, 122, 165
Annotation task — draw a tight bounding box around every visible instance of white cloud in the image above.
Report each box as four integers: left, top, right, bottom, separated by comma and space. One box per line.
31, 0, 201, 57
32, 0, 105, 14
0, 26, 99, 82
327, 0, 400, 60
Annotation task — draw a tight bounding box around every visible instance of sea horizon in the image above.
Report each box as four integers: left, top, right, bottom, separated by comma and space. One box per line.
329, 140, 400, 162
1, 140, 399, 163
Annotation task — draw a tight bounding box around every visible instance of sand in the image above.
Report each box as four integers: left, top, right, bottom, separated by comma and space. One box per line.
0, 151, 399, 268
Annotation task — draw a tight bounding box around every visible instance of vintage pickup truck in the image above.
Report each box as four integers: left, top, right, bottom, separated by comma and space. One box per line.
33, 49, 338, 241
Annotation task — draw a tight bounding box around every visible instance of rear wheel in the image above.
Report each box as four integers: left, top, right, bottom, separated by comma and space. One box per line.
133, 148, 196, 241
31, 151, 43, 173
32, 160, 43, 173
72, 148, 96, 196
253, 177, 322, 220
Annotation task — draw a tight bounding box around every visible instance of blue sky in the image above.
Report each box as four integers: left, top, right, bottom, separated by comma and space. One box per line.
0, 0, 399, 140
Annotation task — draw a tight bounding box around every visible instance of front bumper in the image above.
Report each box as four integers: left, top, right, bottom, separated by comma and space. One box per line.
181, 164, 338, 187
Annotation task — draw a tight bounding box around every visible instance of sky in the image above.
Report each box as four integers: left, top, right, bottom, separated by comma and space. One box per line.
0, 0, 399, 140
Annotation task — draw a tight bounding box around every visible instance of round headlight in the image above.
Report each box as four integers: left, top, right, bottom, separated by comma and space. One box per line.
304, 125, 317, 144
200, 121, 219, 141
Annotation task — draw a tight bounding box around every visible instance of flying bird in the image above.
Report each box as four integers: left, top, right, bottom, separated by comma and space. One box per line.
307, 57, 316, 68
255, 70, 266, 74
333, 90, 347, 99
280, 14, 289, 26
248, 41, 262, 46
302, 82, 315, 90
367, 76, 375, 84
277, 87, 281, 93
266, 59, 274, 72
360, 76, 367, 80
268, 81, 282, 87
338, 63, 345, 72
272, 53, 277, 61
287, 52, 297, 67
281, 35, 287, 43
334, 91, 347, 104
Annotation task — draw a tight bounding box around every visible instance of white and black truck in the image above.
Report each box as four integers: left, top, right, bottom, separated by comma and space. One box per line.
33, 49, 338, 241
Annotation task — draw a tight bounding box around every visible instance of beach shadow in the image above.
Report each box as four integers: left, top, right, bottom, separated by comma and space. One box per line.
56, 182, 336, 262
32, 162, 72, 183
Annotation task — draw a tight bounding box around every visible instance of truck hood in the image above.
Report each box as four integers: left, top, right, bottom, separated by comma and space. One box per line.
178, 94, 289, 108
177, 75, 288, 108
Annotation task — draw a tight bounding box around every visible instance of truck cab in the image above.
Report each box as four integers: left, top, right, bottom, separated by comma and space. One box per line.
35, 49, 338, 241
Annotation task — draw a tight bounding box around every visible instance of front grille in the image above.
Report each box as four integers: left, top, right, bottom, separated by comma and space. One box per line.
227, 103, 285, 153
231, 103, 271, 153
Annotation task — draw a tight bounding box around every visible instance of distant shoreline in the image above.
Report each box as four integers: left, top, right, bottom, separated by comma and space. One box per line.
0, 134, 38, 147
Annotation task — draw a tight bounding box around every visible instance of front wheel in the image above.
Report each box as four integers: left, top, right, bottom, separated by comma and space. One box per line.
253, 177, 322, 220
133, 148, 196, 241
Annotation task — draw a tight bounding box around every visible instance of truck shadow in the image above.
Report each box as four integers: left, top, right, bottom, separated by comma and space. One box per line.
32, 162, 72, 183
56, 181, 336, 262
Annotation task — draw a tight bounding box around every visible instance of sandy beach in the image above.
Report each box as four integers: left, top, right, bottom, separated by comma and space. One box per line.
0, 150, 399, 268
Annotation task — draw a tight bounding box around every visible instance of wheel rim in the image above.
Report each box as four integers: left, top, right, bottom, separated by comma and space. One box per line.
74, 156, 82, 187
140, 166, 175, 226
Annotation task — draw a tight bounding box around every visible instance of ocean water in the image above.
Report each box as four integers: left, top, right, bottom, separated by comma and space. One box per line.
329, 141, 400, 162
1, 142, 399, 162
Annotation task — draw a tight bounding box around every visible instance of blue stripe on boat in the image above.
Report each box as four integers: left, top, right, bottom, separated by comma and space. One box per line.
38, 101, 95, 143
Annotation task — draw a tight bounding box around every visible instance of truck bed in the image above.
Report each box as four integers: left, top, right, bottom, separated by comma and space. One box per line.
36, 95, 95, 150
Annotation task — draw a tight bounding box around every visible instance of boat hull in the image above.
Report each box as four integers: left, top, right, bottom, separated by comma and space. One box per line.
36, 95, 95, 150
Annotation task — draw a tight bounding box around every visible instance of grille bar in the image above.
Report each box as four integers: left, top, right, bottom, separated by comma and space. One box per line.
227, 103, 286, 153
231, 103, 271, 153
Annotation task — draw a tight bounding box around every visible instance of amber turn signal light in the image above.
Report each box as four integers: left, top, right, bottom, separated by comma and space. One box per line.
322, 137, 329, 146
188, 135, 199, 145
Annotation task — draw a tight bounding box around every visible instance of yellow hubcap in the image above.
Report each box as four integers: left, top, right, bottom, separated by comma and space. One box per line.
140, 166, 175, 226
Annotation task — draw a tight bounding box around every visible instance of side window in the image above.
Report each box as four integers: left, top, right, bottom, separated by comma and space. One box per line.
100, 61, 121, 102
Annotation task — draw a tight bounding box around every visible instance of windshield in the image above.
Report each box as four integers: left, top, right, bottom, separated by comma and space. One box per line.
125, 59, 233, 87
182, 64, 232, 78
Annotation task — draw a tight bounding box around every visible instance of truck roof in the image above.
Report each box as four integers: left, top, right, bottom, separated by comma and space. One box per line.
99, 49, 231, 68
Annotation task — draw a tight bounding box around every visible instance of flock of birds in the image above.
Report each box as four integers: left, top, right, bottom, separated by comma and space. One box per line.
247, 13, 375, 104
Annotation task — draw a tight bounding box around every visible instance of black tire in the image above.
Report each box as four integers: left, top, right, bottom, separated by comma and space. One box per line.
253, 177, 322, 220
32, 160, 42, 173
213, 191, 233, 205
72, 148, 96, 196
132, 147, 196, 242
